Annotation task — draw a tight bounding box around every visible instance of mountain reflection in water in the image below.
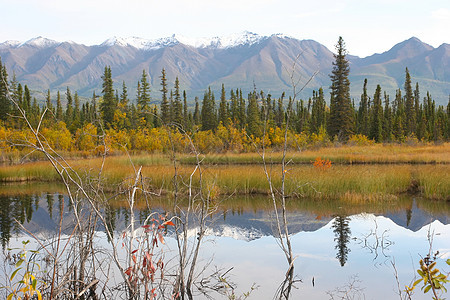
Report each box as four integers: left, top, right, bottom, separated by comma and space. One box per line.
0, 190, 449, 299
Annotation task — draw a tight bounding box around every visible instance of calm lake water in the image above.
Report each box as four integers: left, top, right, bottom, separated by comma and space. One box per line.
1, 186, 449, 299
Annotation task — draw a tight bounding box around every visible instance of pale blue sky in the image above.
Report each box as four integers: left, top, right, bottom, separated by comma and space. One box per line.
1, 0, 449, 57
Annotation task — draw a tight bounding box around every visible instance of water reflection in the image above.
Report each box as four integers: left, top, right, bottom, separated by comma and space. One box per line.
0, 194, 36, 249
1, 191, 449, 248
332, 215, 351, 267
0, 189, 449, 299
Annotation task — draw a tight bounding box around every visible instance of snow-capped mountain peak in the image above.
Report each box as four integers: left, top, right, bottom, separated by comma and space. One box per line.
216, 31, 265, 48
143, 35, 180, 50
0, 40, 21, 49
100, 36, 151, 48
99, 31, 267, 50
20, 36, 59, 48
175, 31, 265, 49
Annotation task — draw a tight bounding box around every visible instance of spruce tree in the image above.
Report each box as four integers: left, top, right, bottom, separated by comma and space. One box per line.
393, 89, 405, 140
369, 85, 383, 142
120, 81, 129, 107
417, 106, 427, 141
230, 89, 238, 125
65, 87, 73, 126
30, 97, 40, 127
358, 79, 369, 136
8, 74, 20, 127
404, 68, 416, 135
328, 37, 354, 141
45, 89, 53, 112
90, 92, 98, 124
311, 88, 326, 134
16, 83, 23, 110
218, 84, 229, 127
0, 59, 10, 122
276, 93, 285, 128
118, 81, 131, 129
23, 85, 31, 114
193, 97, 200, 126
74, 92, 81, 123
246, 90, 261, 137
424, 92, 435, 140
172, 77, 183, 126
238, 89, 246, 129
382, 92, 392, 141
265, 93, 275, 128
137, 70, 151, 127
414, 82, 420, 124
183, 90, 190, 130
100, 66, 116, 128
160, 69, 170, 124
56, 91, 63, 121
201, 87, 217, 131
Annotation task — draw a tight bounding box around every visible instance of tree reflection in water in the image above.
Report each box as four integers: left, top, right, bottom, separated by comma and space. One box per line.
332, 214, 352, 267
0, 194, 39, 249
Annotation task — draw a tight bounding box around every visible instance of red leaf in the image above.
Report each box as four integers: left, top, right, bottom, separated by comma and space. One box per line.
132, 249, 138, 254
125, 267, 132, 276
132, 254, 137, 263
158, 233, 165, 244
143, 257, 147, 268
163, 220, 175, 226
150, 288, 157, 299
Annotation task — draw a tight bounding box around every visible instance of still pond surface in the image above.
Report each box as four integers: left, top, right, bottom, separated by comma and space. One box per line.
0, 187, 449, 299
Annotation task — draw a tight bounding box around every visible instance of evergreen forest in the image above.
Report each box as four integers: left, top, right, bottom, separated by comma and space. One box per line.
1, 38, 449, 155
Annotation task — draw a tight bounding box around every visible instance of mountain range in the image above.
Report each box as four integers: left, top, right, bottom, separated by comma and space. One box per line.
0, 32, 449, 105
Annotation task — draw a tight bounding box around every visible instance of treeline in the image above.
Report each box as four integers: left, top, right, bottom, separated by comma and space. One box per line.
0, 43, 449, 154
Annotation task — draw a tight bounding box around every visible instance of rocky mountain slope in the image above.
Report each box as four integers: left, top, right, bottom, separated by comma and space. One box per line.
1, 32, 448, 104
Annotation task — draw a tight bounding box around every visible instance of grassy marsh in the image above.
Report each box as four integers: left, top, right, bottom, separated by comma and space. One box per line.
1, 158, 448, 201
1, 143, 449, 166
1, 144, 448, 200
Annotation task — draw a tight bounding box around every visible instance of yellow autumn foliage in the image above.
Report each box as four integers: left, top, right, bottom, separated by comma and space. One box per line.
41, 121, 73, 151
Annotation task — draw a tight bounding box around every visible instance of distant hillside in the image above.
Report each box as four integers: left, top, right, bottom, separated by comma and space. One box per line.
0, 33, 448, 105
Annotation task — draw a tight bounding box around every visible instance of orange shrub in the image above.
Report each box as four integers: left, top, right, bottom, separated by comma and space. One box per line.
313, 157, 332, 169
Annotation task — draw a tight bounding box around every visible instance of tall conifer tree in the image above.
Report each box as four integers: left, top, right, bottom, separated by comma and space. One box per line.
369, 85, 383, 142
56, 91, 63, 121
160, 68, 170, 124
328, 37, 354, 141
138, 70, 151, 126
358, 79, 369, 136
201, 87, 217, 131
0, 59, 10, 122
100, 66, 116, 128
404, 68, 416, 135
218, 84, 229, 127
172, 77, 183, 126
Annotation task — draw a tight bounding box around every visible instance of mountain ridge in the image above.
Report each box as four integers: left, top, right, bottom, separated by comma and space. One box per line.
1, 33, 448, 105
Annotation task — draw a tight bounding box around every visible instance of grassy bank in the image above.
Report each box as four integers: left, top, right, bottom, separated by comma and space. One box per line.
179, 143, 450, 165
1, 157, 448, 200
1, 143, 450, 166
